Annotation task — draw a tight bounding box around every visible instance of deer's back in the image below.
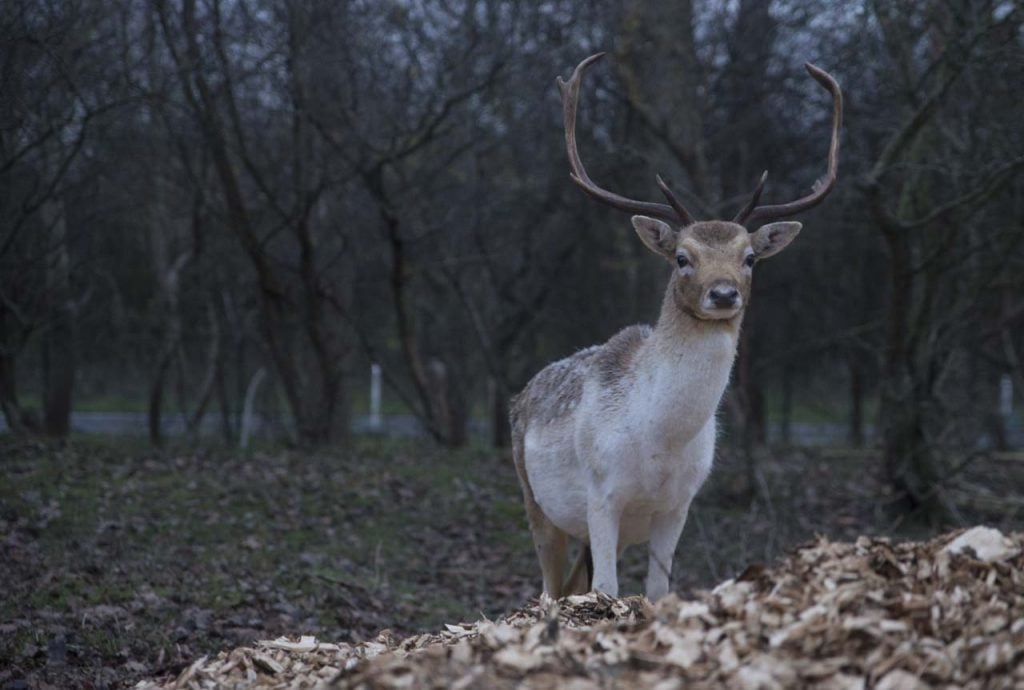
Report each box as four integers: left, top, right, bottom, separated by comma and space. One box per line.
511, 324, 652, 437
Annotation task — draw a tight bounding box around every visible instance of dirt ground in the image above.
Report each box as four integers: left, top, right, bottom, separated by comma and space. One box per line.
1, 435, 1021, 689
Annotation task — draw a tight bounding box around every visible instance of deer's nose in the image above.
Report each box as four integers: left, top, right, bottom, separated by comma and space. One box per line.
709, 286, 739, 308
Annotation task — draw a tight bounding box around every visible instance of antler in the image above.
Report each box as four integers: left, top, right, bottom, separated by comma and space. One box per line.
656, 175, 697, 226
738, 63, 843, 227
557, 53, 696, 226
732, 170, 768, 224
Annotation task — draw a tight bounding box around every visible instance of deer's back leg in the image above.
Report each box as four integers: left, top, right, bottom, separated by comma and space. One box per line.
512, 434, 569, 597
528, 505, 569, 597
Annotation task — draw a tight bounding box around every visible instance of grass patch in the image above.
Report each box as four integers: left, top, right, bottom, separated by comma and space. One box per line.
0, 435, 537, 688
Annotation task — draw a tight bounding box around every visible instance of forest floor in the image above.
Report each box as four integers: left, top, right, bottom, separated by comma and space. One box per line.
1, 435, 1022, 689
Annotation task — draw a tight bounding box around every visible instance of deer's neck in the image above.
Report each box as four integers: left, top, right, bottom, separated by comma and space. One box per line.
631, 275, 742, 446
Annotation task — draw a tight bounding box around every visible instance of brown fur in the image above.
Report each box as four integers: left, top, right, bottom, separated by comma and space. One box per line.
671, 222, 753, 321
595, 325, 652, 389
510, 324, 651, 431
649, 276, 743, 355
510, 349, 592, 430
689, 220, 745, 245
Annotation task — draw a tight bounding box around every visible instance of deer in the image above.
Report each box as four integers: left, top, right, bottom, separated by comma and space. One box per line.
510, 53, 842, 601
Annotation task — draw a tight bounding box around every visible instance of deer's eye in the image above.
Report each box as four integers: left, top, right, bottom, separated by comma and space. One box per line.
676, 254, 690, 269
744, 254, 755, 268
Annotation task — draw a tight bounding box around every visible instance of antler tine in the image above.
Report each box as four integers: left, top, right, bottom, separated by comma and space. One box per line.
655, 175, 696, 226
732, 170, 768, 224
743, 63, 843, 227
557, 53, 693, 226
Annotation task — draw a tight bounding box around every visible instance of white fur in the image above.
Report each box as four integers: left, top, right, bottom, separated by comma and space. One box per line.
524, 327, 736, 598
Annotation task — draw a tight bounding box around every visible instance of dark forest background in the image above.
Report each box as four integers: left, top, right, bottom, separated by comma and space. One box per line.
2, 2, 1023, 685
2, 0, 1022, 516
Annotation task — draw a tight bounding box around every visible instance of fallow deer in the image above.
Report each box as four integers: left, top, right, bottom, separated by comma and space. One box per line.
510, 53, 842, 600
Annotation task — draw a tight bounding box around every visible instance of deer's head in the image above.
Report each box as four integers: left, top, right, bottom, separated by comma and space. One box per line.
558, 53, 842, 321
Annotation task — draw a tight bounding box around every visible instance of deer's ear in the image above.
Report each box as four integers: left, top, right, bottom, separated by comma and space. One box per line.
750, 221, 801, 259
631, 216, 678, 259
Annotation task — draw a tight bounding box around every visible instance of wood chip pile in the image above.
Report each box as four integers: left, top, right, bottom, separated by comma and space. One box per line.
135, 527, 1023, 689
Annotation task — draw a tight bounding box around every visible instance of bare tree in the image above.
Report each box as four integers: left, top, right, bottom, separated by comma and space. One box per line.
0, 0, 117, 435
310, 0, 542, 446
862, 0, 1024, 517
155, 0, 353, 445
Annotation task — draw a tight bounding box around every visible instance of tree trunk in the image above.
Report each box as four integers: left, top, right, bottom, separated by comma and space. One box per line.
379, 206, 463, 446
847, 353, 865, 448
216, 347, 235, 443
146, 251, 186, 446
295, 369, 351, 446
41, 198, 75, 437
879, 229, 944, 520
985, 371, 1009, 451
41, 329, 75, 437
0, 354, 32, 434
439, 358, 469, 447
239, 367, 266, 449
159, 0, 352, 449
986, 410, 1009, 451
779, 363, 793, 445
733, 327, 762, 500
747, 371, 767, 446
881, 391, 942, 516
425, 356, 470, 448
148, 348, 175, 446
491, 379, 511, 448
185, 304, 221, 440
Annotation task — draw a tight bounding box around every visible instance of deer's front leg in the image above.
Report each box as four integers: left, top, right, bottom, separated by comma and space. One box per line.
586, 492, 621, 596
645, 507, 689, 601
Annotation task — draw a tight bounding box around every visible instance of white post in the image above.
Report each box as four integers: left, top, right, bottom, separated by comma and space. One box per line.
240, 367, 267, 449
370, 363, 383, 432
999, 374, 1013, 420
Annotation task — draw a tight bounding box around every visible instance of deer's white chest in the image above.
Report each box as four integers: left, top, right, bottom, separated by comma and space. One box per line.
524, 328, 737, 543
625, 329, 737, 449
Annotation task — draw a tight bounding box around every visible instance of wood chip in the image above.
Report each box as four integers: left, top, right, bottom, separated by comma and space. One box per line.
134, 528, 1023, 690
